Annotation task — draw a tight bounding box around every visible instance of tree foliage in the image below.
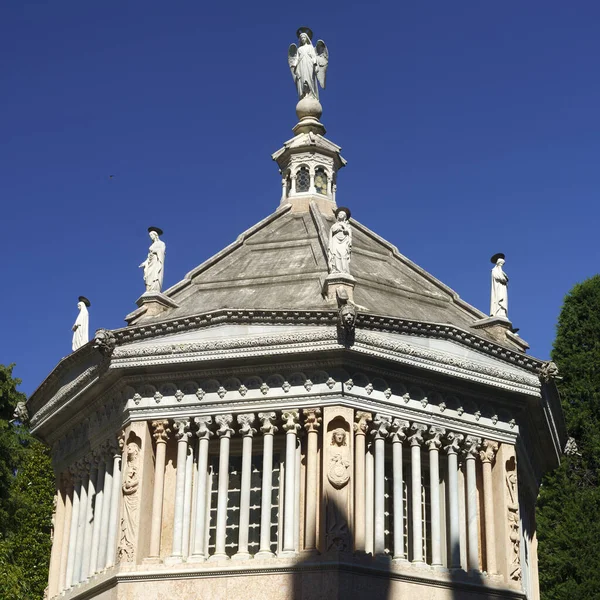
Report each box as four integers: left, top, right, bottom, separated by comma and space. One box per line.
537, 275, 600, 600
0, 364, 54, 600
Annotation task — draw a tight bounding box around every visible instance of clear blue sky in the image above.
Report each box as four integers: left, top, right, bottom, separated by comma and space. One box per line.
2, 2, 599, 395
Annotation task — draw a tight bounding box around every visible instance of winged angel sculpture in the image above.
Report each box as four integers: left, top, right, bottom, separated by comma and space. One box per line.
288, 27, 328, 101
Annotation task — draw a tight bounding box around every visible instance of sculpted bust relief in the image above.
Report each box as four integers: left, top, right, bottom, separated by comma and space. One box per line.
288, 27, 328, 100
328, 207, 352, 274
140, 227, 166, 293
490, 253, 509, 319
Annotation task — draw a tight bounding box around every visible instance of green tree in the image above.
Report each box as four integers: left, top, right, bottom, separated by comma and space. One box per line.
0, 364, 54, 600
537, 275, 600, 600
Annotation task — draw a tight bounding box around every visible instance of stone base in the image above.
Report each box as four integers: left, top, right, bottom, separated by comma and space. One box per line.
125, 292, 180, 325
471, 316, 529, 352
323, 273, 356, 303
293, 116, 326, 136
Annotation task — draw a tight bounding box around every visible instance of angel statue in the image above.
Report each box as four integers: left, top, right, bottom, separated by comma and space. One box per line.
288, 27, 328, 101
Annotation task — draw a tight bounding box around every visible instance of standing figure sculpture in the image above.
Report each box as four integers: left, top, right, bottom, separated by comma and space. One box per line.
328, 207, 352, 274
288, 27, 328, 100
140, 227, 166, 293
490, 253, 509, 319
72, 296, 90, 351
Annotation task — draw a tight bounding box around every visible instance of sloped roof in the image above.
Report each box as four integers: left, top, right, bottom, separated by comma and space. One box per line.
129, 200, 523, 350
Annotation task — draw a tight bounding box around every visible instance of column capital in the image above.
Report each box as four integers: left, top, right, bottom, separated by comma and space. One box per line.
282, 410, 300, 434
215, 414, 234, 438
194, 416, 213, 440
118, 428, 126, 452
152, 420, 171, 443
371, 413, 392, 440
303, 408, 322, 433
443, 431, 464, 455
426, 426, 446, 451
354, 411, 372, 436
408, 422, 427, 447
390, 418, 410, 443
237, 413, 257, 437
462, 435, 482, 459
258, 412, 278, 435
172, 418, 192, 442
479, 439, 499, 464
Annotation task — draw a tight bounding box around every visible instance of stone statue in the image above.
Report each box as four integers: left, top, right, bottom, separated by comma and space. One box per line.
328, 207, 352, 274
118, 441, 140, 563
72, 296, 90, 351
12, 401, 28, 424
139, 227, 166, 292
325, 426, 351, 551
93, 328, 117, 357
539, 360, 561, 383
490, 253, 509, 319
288, 27, 328, 101
339, 303, 357, 332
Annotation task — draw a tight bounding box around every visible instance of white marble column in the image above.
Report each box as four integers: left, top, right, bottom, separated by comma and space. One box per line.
89, 448, 107, 575
170, 419, 192, 561
409, 423, 427, 563
182, 442, 195, 559
444, 432, 463, 569
390, 418, 409, 561
365, 442, 374, 555
427, 426, 445, 567
97, 450, 114, 572
354, 412, 372, 553
210, 414, 234, 561
57, 475, 74, 592
463, 435, 482, 571
65, 467, 82, 588
303, 408, 321, 552
480, 439, 499, 574
256, 412, 278, 558
73, 469, 89, 584
282, 410, 300, 555
372, 414, 391, 555
234, 413, 256, 560
189, 416, 213, 561
104, 438, 123, 569
80, 457, 99, 580
281, 177, 287, 202
148, 420, 171, 559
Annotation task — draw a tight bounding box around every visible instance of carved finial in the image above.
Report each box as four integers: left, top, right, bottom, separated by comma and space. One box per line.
303, 408, 322, 433
371, 413, 392, 440
282, 410, 301, 434
237, 413, 257, 437
215, 414, 234, 438
194, 416, 213, 440
408, 423, 427, 446
427, 426, 446, 451
354, 411, 372, 436
151, 420, 170, 443
479, 439, 499, 464
390, 418, 410, 443
258, 412, 278, 435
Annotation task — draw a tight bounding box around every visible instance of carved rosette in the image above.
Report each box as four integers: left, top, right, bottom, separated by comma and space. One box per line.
237, 413, 257, 437
194, 416, 213, 440
215, 414, 234, 438
353, 411, 372, 437
151, 420, 170, 444
479, 439, 499, 464
258, 412, 278, 436
303, 408, 322, 433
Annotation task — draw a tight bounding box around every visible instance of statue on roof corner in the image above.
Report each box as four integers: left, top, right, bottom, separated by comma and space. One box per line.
288, 27, 328, 100
490, 253, 509, 319
140, 227, 166, 293
72, 296, 90, 351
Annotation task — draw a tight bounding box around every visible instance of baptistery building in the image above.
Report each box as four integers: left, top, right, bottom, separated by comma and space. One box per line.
29, 28, 565, 600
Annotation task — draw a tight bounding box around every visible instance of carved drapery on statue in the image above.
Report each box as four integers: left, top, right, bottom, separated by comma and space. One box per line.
325, 422, 351, 551
72, 297, 90, 351
328, 207, 352, 274
506, 456, 521, 581
117, 438, 141, 563
288, 27, 328, 100
490, 253, 509, 319
140, 227, 166, 292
